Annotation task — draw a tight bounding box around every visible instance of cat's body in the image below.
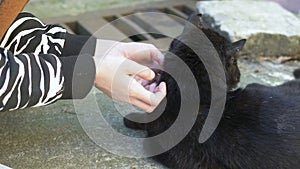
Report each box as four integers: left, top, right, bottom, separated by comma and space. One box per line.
151, 80, 300, 169
124, 14, 300, 169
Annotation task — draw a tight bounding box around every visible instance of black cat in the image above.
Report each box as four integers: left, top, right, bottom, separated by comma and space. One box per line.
124, 14, 300, 169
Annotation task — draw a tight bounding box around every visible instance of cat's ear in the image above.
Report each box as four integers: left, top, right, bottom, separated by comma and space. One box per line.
225, 39, 246, 55
187, 13, 203, 28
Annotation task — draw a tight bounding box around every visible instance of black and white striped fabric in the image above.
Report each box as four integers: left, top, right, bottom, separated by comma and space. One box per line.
0, 12, 96, 112
0, 13, 66, 56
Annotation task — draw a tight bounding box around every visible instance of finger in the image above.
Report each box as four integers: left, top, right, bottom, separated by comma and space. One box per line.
128, 43, 164, 68
135, 82, 166, 113
129, 79, 154, 105
152, 82, 167, 106
129, 80, 166, 112
125, 59, 155, 80
135, 77, 150, 86
141, 79, 150, 86
149, 48, 165, 68
149, 83, 157, 92
130, 98, 155, 112
144, 85, 150, 90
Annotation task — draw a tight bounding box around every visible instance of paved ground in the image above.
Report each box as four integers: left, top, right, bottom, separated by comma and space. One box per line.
0, 0, 299, 169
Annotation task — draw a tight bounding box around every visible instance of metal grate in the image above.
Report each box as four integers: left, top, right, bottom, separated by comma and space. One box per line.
43, 1, 196, 51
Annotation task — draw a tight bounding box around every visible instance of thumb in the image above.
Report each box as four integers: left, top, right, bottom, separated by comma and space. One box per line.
126, 59, 155, 80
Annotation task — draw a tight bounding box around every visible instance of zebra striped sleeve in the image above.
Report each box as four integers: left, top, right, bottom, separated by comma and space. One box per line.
0, 12, 96, 112
0, 12, 66, 56
0, 48, 64, 111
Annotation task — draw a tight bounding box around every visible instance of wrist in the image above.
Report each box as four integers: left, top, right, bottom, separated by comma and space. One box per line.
95, 39, 120, 57
93, 56, 100, 86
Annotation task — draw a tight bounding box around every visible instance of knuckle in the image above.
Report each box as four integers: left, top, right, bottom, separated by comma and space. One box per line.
148, 44, 156, 49
148, 43, 154, 47
128, 89, 137, 97
147, 106, 155, 113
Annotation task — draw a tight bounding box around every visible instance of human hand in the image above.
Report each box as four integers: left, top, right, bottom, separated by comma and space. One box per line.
93, 39, 166, 112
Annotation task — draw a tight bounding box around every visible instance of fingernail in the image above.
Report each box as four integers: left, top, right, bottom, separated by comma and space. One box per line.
160, 82, 166, 91
149, 70, 155, 79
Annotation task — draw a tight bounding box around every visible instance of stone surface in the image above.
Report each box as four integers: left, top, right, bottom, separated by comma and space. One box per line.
197, 0, 300, 57
1, 1, 299, 169
0, 89, 167, 169
0, 60, 299, 169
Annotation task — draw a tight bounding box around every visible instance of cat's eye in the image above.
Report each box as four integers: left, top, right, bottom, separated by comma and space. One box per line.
233, 59, 237, 64
231, 58, 237, 64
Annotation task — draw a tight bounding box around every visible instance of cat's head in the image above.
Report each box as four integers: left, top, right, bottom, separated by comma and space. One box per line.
191, 13, 246, 90
168, 13, 246, 90
223, 39, 246, 89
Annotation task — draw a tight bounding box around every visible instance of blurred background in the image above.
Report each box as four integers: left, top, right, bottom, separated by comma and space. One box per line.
25, 0, 300, 18
25, 0, 170, 18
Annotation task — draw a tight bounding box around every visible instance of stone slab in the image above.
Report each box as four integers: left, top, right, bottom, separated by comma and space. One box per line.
197, 0, 300, 57
2, 1, 298, 169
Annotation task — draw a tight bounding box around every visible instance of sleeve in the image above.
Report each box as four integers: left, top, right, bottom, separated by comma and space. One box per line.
0, 12, 96, 57
0, 13, 96, 111
0, 12, 67, 56
0, 47, 95, 111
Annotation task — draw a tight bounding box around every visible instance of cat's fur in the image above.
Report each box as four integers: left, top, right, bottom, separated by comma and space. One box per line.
124, 14, 300, 169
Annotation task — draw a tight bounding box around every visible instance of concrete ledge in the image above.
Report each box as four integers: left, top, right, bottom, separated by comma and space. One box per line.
197, 0, 300, 57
